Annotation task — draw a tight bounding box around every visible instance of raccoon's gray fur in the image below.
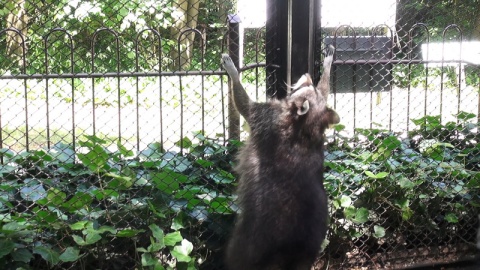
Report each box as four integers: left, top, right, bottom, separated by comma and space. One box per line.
222, 45, 339, 270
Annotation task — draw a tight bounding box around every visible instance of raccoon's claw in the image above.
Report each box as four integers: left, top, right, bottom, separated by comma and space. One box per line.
222, 54, 233, 68
324, 45, 335, 57
221, 54, 239, 78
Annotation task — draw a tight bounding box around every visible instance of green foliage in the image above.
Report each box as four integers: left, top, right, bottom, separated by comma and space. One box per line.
325, 111, 479, 252
1, 0, 238, 74
1, 113, 479, 267
0, 133, 240, 269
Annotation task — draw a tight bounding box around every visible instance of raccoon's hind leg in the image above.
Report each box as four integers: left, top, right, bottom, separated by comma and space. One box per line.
221, 54, 253, 120
316, 45, 335, 100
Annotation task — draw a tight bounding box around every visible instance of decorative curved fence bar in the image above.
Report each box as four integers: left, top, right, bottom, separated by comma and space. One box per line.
0, 0, 479, 269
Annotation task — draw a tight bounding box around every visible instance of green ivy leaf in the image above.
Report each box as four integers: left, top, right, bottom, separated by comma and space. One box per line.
85, 233, 102, 245
455, 111, 476, 121
0, 239, 15, 258
397, 178, 415, 189
149, 224, 165, 244
72, 235, 86, 246
365, 171, 388, 179
59, 247, 80, 262
141, 253, 158, 266
11, 248, 33, 263
175, 137, 192, 149
76, 144, 109, 172
164, 231, 183, 247
46, 188, 67, 206
380, 135, 402, 151
139, 142, 165, 160
92, 189, 119, 200
373, 225, 386, 238
151, 170, 188, 194
96, 226, 117, 235
401, 207, 413, 221
207, 196, 235, 214
339, 195, 352, 208
116, 229, 145, 237
334, 124, 345, 132
320, 238, 330, 252
35, 209, 59, 223
70, 221, 89, 231
445, 213, 458, 223
209, 170, 235, 184
62, 192, 93, 212
171, 214, 185, 230
117, 140, 134, 157
33, 246, 60, 265
343, 206, 356, 220
343, 206, 369, 224
171, 239, 193, 262
2, 221, 28, 231
395, 198, 410, 210
196, 159, 214, 168
104, 173, 133, 190
354, 208, 369, 224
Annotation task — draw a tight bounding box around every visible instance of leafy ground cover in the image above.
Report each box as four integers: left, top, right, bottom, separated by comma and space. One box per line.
323, 112, 480, 266
0, 113, 479, 269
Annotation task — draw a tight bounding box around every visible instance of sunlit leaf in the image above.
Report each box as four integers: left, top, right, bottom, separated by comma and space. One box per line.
373, 225, 385, 238
164, 231, 183, 246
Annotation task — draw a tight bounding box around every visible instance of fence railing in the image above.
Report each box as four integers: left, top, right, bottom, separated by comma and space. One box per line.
1, 22, 479, 269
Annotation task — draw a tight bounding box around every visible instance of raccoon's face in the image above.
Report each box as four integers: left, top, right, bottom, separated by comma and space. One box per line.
288, 73, 339, 126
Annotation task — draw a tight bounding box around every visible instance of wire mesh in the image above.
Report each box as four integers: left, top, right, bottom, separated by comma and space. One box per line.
319, 0, 480, 269
0, 0, 479, 269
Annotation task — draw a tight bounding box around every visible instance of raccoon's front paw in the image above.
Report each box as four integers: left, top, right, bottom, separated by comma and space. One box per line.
221, 54, 239, 77
324, 45, 335, 57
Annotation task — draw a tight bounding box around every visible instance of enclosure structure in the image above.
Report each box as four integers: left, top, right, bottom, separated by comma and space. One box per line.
0, 0, 479, 269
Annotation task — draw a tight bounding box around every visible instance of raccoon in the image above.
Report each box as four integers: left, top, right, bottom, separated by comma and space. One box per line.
222, 45, 339, 270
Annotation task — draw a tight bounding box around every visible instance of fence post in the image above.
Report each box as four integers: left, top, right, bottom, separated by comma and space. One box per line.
227, 14, 242, 140
266, 0, 288, 99
290, 0, 318, 81
266, 0, 322, 97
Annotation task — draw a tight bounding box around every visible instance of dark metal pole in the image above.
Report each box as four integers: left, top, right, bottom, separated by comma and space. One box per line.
291, 0, 318, 83
266, 0, 321, 98
227, 14, 242, 140
266, 0, 288, 99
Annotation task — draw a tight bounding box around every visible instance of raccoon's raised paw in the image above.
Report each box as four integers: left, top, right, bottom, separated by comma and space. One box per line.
324, 45, 335, 58
221, 54, 238, 77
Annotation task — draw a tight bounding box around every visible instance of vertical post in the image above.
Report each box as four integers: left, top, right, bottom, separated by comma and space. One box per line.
227, 14, 242, 140
478, 81, 480, 124
266, 0, 288, 99
291, 0, 318, 82
266, 0, 322, 98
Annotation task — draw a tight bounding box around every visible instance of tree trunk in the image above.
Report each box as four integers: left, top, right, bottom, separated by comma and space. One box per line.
169, 0, 202, 70
6, 0, 29, 60
473, 1, 480, 39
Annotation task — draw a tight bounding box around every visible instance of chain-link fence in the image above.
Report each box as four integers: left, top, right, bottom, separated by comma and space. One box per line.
0, 0, 479, 269
319, 1, 480, 269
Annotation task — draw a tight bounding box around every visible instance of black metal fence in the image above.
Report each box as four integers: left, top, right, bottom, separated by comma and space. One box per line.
1, 0, 479, 269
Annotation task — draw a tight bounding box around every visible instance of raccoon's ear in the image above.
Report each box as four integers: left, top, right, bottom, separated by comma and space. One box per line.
298, 100, 310, 115
290, 96, 310, 116
323, 107, 340, 126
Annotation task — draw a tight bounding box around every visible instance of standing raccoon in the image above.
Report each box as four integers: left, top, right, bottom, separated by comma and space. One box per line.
222, 45, 339, 270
